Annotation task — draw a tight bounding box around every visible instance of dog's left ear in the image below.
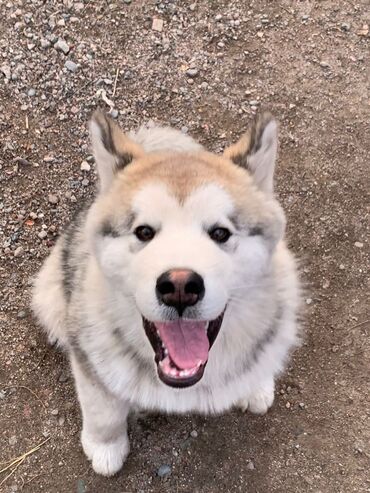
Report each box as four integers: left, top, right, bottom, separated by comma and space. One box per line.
90, 111, 144, 193
224, 112, 278, 195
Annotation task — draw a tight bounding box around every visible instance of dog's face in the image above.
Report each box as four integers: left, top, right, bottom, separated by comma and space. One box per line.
87, 112, 285, 388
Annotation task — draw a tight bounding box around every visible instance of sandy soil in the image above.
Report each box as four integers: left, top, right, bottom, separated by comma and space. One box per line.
0, 1, 369, 492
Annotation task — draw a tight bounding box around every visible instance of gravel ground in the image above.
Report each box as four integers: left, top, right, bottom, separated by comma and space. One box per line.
0, 1, 369, 492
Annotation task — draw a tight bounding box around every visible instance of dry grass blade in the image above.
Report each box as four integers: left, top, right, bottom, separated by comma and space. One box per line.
2, 385, 46, 409
0, 437, 51, 486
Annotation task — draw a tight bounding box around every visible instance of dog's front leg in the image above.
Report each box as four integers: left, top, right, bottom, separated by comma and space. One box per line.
70, 355, 130, 476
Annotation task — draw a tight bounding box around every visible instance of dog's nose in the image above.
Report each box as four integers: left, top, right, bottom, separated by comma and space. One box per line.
156, 269, 205, 316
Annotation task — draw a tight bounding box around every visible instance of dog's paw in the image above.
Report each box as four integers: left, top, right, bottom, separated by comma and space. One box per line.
238, 380, 275, 415
81, 430, 129, 476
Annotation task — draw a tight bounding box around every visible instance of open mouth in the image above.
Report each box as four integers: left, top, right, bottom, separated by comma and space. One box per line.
143, 312, 225, 388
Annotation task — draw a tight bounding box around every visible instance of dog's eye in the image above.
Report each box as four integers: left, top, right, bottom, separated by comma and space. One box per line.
134, 225, 155, 242
209, 227, 231, 244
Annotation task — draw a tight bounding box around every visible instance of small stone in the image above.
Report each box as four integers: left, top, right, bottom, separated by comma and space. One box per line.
186, 68, 199, 78
14, 246, 24, 257
181, 126, 188, 134
286, 402, 291, 409
55, 39, 70, 55
341, 23, 351, 32
80, 161, 91, 171
58, 371, 69, 383
38, 230, 47, 240
42, 431, 50, 438
305, 298, 312, 305
1, 64, 11, 79
51, 408, 59, 416
27, 88, 36, 97
354, 242, 363, 248
40, 38, 51, 49
157, 464, 171, 478
299, 402, 305, 409
17, 310, 27, 319
82, 178, 89, 187
339, 264, 345, 270
320, 61, 330, 68
43, 155, 55, 163
58, 416, 65, 426
0, 390, 6, 400
48, 194, 59, 205
215, 14, 222, 21
65, 60, 77, 72
189, 3, 196, 11
110, 109, 119, 119
9, 436, 17, 446
152, 18, 164, 32
190, 430, 198, 438
246, 461, 255, 470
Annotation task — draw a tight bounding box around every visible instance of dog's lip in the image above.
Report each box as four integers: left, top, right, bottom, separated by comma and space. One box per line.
142, 311, 225, 389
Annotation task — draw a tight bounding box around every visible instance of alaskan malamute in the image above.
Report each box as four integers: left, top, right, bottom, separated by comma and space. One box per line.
32, 111, 300, 476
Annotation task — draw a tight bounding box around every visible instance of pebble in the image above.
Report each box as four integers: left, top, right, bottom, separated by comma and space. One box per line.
320, 61, 330, 68
27, 88, 36, 97
341, 23, 351, 32
190, 430, 198, 438
339, 264, 345, 270
157, 464, 171, 478
354, 242, 363, 248
299, 402, 305, 409
152, 18, 164, 32
48, 194, 59, 205
9, 436, 17, 446
286, 402, 291, 409
246, 461, 255, 470
82, 178, 89, 187
58, 371, 69, 383
55, 39, 70, 55
38, 230, 47, 240
186, 68, 199, 78
40, 38, 51, 49
17, 310, 27, 319
1, 64, 11, 79
14, 246, 24, 257
306, 298, 312, 305
110, 109, 119, 119
51, 408, 59, 416
80, 161, 91, 171
65, 60, 77, 72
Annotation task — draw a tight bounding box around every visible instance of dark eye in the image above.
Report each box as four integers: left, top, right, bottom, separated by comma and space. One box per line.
209, 227, 231, 244
134, 225, 155, 242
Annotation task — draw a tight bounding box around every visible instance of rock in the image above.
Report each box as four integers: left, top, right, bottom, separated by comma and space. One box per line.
110, 109, 119, 119
1, 64, 11, 79
152, 18, 164, 32
55, 39, 70, 55
65, 60, 77, 72
27, 88, 36, 97
305, 298, 312, 305
48, 194, 59, 205
157, 464, 171, 478
51, 408, 59, 416
9, 436, 17, 446
40, 38, 51, 49
82, 178, 89, 187
38, 230, 47, 240
58, 371, 69, 383
341, 23, 351, 32
14, 246, 24, 257
190, 430, 198, 438
215, 14, 222, 21
320, 61, 330, 68
17, 310, 27, 319
80, 161, 91, 171
186, 68, 199, 78
246, 461, 255, 470
354, 242, 363, 248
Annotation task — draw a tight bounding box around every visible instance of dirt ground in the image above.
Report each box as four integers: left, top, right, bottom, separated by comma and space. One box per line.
0, 1, 369, 492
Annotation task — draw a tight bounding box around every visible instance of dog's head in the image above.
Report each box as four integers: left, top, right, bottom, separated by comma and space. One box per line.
86, 111, 285, 388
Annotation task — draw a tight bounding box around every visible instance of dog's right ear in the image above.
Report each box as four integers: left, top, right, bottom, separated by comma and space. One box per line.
90, 111, 144, 193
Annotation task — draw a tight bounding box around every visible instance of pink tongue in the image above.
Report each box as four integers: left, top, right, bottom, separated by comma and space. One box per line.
155, 320, 209, 370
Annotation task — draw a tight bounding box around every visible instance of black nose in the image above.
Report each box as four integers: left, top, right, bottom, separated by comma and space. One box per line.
156, 269, 205, 316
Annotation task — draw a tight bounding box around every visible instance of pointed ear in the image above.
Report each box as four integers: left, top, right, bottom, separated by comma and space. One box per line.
89, 111, 144, 192
224, 112, 278, 194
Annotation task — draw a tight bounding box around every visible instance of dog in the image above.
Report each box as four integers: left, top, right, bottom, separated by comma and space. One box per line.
32, 111, 300, 476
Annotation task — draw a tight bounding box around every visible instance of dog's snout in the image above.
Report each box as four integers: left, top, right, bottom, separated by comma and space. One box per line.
156, 269, 205, 315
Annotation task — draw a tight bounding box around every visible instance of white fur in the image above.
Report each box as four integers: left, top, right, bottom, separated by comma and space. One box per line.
32, 121, 300, 476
